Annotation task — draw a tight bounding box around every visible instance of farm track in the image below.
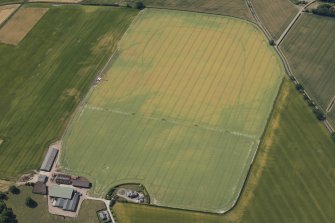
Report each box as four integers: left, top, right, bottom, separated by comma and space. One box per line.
244, 0, 335, 133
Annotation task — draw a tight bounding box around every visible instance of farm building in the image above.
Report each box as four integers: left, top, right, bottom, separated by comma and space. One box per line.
55, 174, 72, 185
98, 210, 111, 221
38, 174, 48, 183
32, 182, 47, 195
53, 192, 80, 212
72, 178, 90, 188
49, 185, 73, 199
40, 148, 58, 172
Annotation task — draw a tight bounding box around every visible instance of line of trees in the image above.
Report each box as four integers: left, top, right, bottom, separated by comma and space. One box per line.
0, 192, 17, 223
312, 4, 335, 17
320, 0, 335, 3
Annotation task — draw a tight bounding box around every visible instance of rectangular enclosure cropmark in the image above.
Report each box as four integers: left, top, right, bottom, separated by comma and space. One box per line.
61, 9, 284, 213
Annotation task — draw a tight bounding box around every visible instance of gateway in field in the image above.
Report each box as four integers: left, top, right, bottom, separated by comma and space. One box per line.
61, 9, 283, 213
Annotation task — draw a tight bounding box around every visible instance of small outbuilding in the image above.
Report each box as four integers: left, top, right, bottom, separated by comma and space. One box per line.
55, 174, 72, 185
38, 174, 48, 183
32, 182, 48, 195
72, 178, 91, 188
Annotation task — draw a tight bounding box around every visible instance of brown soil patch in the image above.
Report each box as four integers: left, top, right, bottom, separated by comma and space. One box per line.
0, 7, 48, 45
0, 4, 19, 26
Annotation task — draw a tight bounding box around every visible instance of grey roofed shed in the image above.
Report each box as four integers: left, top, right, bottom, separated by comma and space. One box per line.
63, 193, 80, 212
38, 174, 48, 183
40, 148, 58, 172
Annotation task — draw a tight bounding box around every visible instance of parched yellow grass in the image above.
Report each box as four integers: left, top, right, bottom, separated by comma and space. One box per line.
89, 9, 284, 136
0, 7, 48, 45
0, 138, 3, 145
0, 4, 19, 26
0, 179, 12, 192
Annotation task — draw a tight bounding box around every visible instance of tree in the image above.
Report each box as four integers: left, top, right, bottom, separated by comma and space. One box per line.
269, 39, 276, 46
134, 1, 145, 10
0, 192, 7, 201
313, 108, 326, 121
295, 83, 304, 92
332, 132, 335, 143
0, 202, 16, 223
25, 197, 37, 208
8, 186, 20, 195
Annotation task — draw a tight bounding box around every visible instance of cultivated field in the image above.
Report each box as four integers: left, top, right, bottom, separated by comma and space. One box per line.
0, 5, 136, 179
114, 80, 335, 222
83, 0, 253, 21
281, 14, 335, 124
251, 0, 298, 39
0, 4, 19, 25
61, 9, 283, 213
0, 7, 48, 45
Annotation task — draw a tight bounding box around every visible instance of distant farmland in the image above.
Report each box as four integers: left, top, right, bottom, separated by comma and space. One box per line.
251, 0, 298, 39
281, 14, 335, 123
82, 0, 253, 21
61, 9, 283, 213
0, 5, 136, 179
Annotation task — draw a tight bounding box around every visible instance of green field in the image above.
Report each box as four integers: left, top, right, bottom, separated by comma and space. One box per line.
113, 79, 335, 222
281, 14, 335, 121
251, 0, 298, 39
0, 5, 136, 179
5, 186, 105, 223
83, 0, 253, 21
61, 9, 283, 213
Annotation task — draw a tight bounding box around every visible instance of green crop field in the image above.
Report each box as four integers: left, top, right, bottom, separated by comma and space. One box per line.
251, 0, 298, 39
61, 9, 283, 213
113, 80, 335, 222
281, 14, 335, 122
0, 5, 136, 179
82, 0, 253, 21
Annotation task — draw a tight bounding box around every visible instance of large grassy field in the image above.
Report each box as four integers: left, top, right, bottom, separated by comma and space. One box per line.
113, 79, 335, 222
251, 0, 298, 39
61, 9, 283, 213
5, 186, 105, 223
0, 5, 136, 179
82, 0, 253, 21
281, 14, 335, 122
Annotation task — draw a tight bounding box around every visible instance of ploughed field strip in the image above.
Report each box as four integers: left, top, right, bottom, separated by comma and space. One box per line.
0, 5, 136, 178
282, 14, 335, 123
251, 0, 298, 39
0, 4, 19, 25
61, 9, 283, 213
0, 7, 48, 45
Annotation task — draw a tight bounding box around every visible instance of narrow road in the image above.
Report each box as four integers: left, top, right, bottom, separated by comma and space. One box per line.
326, 95, 335, 113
